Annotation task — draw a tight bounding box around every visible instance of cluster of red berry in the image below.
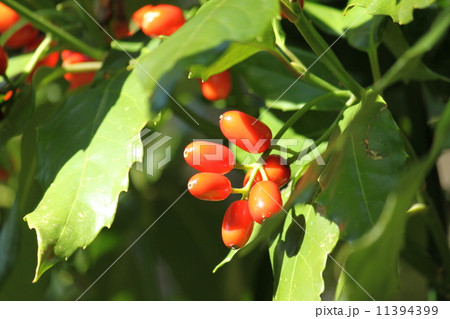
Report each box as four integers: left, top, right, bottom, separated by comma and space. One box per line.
0, 3, 97, 90
131, 4, 232, 102
0, 3, 38, 50
132, 4, 185, 37
184, 111, 291, 249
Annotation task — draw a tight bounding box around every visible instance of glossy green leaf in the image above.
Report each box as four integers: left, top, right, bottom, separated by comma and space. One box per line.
189, 23, 275, 80
378, 14, 450, 89
236, 50, 341, 111
0, 94, 49, 288
335, 99, 450, 300
346, 0, 436, 25
4, 53, 33, 79
269, 204, 339, 300
135, 0, 279, 102
305, 3, 385, 52
24, 69, 150, 281
316, 94, 407, 240
189, 43, 261, 81
306, 3, 371, 35
382, 20, 449, 82
0, 86, 35, 152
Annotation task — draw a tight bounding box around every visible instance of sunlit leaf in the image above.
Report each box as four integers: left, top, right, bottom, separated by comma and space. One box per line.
346, 0, 436, 25
24, 69, 150, 281
269, 204, 339, 300
316, 93, 407, 240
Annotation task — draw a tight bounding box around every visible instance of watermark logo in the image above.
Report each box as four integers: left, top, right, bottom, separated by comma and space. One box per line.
128, 128, 172, 176
189, 138, 325, 167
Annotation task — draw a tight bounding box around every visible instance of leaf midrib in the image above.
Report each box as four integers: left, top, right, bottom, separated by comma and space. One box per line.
53, 77, 119, 254
351, 135, 373, 225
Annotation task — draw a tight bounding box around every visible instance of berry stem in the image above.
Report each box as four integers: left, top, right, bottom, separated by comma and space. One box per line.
280, 0, 364, 99
368, 47, 381, 85
287, 105, 346, 165
233, 165, 264, 200
1, 0, 105, 60
268, 145, 297, 156
259, 166, 269, 181
273, 90, 351, 140
24, 34, 53, 74
269, 47, 339, 93
234, 163, 256, 170
63, 61, 103, 73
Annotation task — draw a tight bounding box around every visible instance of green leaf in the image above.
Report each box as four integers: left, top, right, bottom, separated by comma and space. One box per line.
189, 43, 261, 80
189, 21, 276, 80
374, 7, 450, 91
305, 4, 385, 52
381, 19, 450, 84
335, 99, 450, 300
0, 100, 47, 288
346, 0, 436, 25
0, 86, 35, 150
135, 0, 279, 104
316, 94, 407, 240
306, 3, 371, 36
4, 53, 33, 79
236, 50, 340, 111
24, 69, 150, 281
269, 204, 339, 300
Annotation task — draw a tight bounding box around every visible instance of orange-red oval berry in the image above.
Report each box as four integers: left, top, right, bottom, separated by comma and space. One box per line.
222, 200, 254, 249
62, 50, 96, 89
248, 181, 283, 224
0, 46, 8, 75
3, 90, 13, 102
200, 70, 232, 101
132, 5, 154, 27
112, 20, 131, 39
243, 155, 291, 188
243, 170, 263, 188
140, 5, 185, 37
188, 173, 231, 201
220, 111, 272, 154
0, 3, 19, 33
183, 141, 235, 174
262, 155, 290, 187
5, 24, 39, 49
0, 168, 9, 182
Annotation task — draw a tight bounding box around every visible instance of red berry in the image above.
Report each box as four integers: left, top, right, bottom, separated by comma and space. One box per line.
219, 110, 272, 154
188, 173, 231, 201
5, 23, 39, 49
243, 155, 291, 188
299, 0, 305, 9
0, 168, 9, 182
200, 70, 232, 101
62, 50, 96, 89
248, 181, 283, 224
0, 3, 19, 33
140, 5, 185, 37
3, 90, 13, 102
222, 200, 254, 249
0, 46, 8, 75
263, 155, 291, 187
243, 170, 263, 187
112, 20, 131, 39
132, 5, 154, 27
27, 51, 59, 82
184, 141, 235, 174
